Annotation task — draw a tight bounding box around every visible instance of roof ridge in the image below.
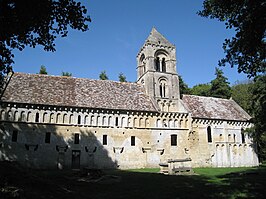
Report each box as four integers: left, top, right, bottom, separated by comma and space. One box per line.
13, 72, 137, 86
183, 94, 232, 101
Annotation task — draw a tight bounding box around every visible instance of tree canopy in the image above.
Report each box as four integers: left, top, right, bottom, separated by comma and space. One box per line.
190, 83, 211, 97
62, 71, 72, 77
0, 0, 90, 87
247, 75, 266, 161
210, 67, 231, 99
179, 75, 190, 96
118, 73, 127, 82
39, 65, 48, 75
99, 71, 108, 80
231, 80, 253, 114
198, 0, 266, 78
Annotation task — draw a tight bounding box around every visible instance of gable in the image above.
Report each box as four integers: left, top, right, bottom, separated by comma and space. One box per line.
1, 73, 157, 112
182, 95, 251, 121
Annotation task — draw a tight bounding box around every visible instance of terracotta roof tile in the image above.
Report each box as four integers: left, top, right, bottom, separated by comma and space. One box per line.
1, 73, 157, 112
182, 95, 251, 121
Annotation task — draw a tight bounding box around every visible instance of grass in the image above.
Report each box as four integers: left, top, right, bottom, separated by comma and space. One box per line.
1, 162, 266, 199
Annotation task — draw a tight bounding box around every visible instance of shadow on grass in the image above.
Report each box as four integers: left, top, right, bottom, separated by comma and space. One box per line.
1, 162, 266, 199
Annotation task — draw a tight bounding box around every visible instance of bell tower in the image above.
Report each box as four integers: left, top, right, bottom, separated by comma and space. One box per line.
137, 28, 182, 112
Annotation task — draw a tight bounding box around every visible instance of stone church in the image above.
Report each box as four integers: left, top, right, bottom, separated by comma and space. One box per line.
0, 28, 259, 170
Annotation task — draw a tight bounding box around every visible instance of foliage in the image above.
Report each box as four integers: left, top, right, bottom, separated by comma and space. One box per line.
99, 70, 108, 80
118, 73, 127, 82
247, 75, 266, 161
62, 71, 72, 77
210, 67, 231, 99
179, 75, 190, 96
39, 65, 48, 75
231, 80, 253, 114
190, 83, 211, 97
0, 0, 91, 87
198, 0, 266, 78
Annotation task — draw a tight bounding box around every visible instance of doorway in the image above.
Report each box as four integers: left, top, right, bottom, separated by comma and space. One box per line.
72, 150, 81, 169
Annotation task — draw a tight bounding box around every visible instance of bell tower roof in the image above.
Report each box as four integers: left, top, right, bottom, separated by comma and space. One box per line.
145, 27, 174, 47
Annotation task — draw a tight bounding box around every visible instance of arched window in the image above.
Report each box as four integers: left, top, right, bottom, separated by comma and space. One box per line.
43, 112, 48, 123
56, 113, 61, 123
207, 126, 212, 143
27, 111, 31, 122
159, 79, 167, 98
69, 114, 73, 124
145, 118, 149, 128
84, 115, 88, 125
20, 111, 26, 122
162, 58, 166, 72
63, 114, 67, 124
35, 112, 39, 122
115, 117, 119, 126
77, 115, 81, 125
241, 128, 245, 143
50, 113, 54, 123
155, 57, 160, 71
14, 111, 18, 121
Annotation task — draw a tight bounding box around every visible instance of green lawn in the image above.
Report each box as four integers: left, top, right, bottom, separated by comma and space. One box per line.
1, 162, 266, 199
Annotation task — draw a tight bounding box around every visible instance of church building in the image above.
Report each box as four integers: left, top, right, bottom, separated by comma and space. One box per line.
0, 28, 259, 169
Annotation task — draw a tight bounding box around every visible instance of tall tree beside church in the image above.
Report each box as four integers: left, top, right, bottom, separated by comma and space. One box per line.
198, 0, 266, 78
231, 80, 253, 114
39, 65, 48, 75
179, 75, 190, 96
247, 75, 266, 161
210, 68, 231, 99
118, 73, 127, 82
99, 71, 108, 80
190, 83, 211, 97
0, 0, 91, 88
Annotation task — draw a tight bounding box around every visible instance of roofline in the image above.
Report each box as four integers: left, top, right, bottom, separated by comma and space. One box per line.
12, 72, 137, 86
0, 101, 159, 115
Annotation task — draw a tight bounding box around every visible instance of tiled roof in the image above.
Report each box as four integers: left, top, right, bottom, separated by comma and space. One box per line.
182, 95, 251, 121
146, 27, 174, 47
1, 73, 157, 112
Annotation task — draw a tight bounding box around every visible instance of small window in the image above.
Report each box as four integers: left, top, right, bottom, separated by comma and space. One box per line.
162, 58, 166, 72
115, 117, 119, 126
103, 134, 107, 145
207, 126, 212, 143
155, 57, 160, 71
171, 134, 177, 146
45, 132, 51, 143
74, 133, 79, 144
131, 136, 135, 146
241, 129, 245, 143
12, 130, 18, 142
77, 115, 81, 125
35, 112, 39, 122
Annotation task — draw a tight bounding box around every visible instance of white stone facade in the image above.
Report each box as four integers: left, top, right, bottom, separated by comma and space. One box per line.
0, 28, 259, 169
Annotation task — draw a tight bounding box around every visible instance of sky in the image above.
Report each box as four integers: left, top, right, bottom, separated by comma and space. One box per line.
12, 0, 249, 87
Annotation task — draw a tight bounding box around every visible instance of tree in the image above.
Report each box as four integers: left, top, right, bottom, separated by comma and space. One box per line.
118, 73, 127, 82
39, 65, 48, 75
210, 67, 231, 99
231, 80, 253, 114
198, 0, 266, 78
62, 71, 72, 77
247, 75, 266, 161
0, 0, 91, 87
179, 75, 190, 96
190, 83, 211, 97
99, 71, 108, 80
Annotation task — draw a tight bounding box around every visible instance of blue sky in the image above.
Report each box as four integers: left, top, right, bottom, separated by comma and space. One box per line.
13, 0, 248, 87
